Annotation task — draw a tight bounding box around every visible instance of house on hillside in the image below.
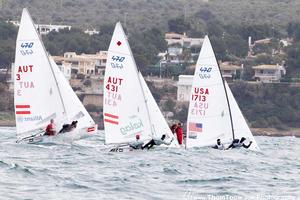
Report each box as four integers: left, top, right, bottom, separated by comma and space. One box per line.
220, 62, 243, 82
252, 64, 286, 83
7, 20, 72, 35
165, 32, 204, 48
53, 51, 107, 76
158, 33, 203, 66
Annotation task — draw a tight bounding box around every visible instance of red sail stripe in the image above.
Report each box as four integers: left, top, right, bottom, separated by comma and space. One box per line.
104, 113, 119, 119
15, 105, 30, 108
87, 127, 95, 132
104, 119, 118, 125
16, 111, 31, 115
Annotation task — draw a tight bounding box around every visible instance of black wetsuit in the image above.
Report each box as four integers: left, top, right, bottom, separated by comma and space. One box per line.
227, 139, 252, 149
142, 139, 156, 150
59, 124, 72, 133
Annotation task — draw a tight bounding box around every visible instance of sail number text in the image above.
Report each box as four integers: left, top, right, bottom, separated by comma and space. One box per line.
111, 56, 125, 69
20, 42, 34, 56
199, 67, 212, 79
192, 87, 209, 101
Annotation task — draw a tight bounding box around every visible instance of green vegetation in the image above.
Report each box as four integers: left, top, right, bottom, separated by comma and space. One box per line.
2, 0, 300, 31
0, 83, 13, 111
230, 82, 300, 130
0, 21, 17, 68
1, 2, 300, 130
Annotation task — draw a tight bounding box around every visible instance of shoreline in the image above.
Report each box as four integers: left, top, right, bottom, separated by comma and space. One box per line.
0, 121, 299, 137
252, 128, 300, 138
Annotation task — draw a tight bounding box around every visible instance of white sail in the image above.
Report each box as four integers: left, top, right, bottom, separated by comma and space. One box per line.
225, 82, 260, 151
104, 22, 152, 144
139, 72, 179, 147
186, 36, 233, 148
14, 8, 66, 138
49, 57, 96, 132
14, 8, 97, 140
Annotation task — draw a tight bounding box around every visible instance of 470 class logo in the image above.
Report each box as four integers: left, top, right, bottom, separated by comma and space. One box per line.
199, 67, 212, 79
111, 55, 125, 69
20, 42, 34, 56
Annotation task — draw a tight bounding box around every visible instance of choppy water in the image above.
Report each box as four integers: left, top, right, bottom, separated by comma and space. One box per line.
0, 127, 299, 200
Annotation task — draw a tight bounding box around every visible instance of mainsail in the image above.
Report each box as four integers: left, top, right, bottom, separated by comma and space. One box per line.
14, 8, 96, 139
14, 8, 66, 138
104, 22, 152, 144
186, 36, 233, 148
186, 35, 259, 150
104, 22, 177, 146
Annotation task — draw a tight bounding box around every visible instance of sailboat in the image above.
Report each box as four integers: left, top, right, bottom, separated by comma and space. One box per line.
103, 22, 178, 151
14, 8, 97, 143
186, 36, 259, 151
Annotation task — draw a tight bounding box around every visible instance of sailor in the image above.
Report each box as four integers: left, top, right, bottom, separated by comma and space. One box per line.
59, 120, 78, 133
212, 139, 225, 150
142, 134, 174, 150
45, 119, 56, 136
129, 134, 144, 149
226, 137, 252, 150
175, 123, 183, 145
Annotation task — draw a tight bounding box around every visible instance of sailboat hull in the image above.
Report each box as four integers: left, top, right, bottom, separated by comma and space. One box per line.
16, 125, 97, 144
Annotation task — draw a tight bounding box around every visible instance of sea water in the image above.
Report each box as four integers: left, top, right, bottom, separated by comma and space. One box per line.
0, 127, 299, 200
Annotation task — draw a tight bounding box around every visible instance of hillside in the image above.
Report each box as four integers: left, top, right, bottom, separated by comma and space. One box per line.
1, 0, 300, 31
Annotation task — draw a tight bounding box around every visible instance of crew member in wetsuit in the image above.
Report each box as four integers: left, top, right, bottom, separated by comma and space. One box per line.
226, 137, 252, 150
59, 121, 78, 133
45, 119, 56, 136
129, 134, 144, 149
212, 139, 225, 150
142, 134, 173, 150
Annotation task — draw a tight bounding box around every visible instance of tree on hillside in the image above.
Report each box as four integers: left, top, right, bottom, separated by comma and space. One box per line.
0, 21, 17, 67
168, 17, 190, 34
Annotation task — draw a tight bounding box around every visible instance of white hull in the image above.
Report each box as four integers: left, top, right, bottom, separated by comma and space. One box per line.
17, 126, 97, 144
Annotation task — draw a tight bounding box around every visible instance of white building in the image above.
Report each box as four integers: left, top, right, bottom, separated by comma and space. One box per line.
84, 29, 99, 35
53, 51, 107, 76
252, 64, 286, 83
219, 62, 243, 81
165, 32, 204, 48
7, 20, 71, 35
36, 24, 71, 35
57, 62, 72, 80
177, 75, 193, 102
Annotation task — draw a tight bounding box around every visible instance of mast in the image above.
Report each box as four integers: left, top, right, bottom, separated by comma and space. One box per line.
216, 62, 235, 140
25, 9, 67, 117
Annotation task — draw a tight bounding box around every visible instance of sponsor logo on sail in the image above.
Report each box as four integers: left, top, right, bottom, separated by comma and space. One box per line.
24, 115, 42, 121
120, 115, 144, 136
